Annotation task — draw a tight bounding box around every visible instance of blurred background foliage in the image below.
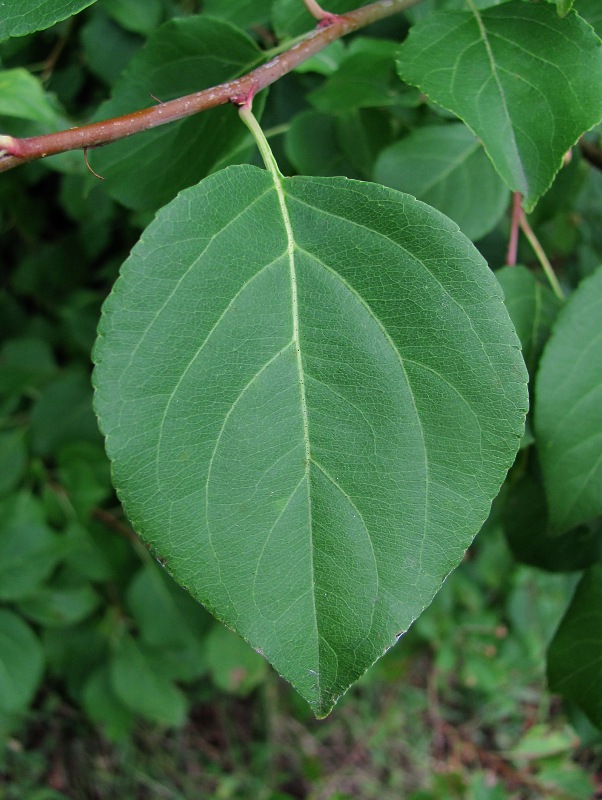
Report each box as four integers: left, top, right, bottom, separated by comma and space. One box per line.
1, 0, 602, 796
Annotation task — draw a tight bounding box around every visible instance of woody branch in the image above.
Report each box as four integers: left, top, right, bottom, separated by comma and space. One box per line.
0, 0, 421, 174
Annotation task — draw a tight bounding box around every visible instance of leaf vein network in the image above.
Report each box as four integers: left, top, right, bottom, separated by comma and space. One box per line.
118, 186, 273, 390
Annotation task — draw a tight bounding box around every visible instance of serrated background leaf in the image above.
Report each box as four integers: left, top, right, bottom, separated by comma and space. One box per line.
94, 164, 527, 715
575, 0, 602, 35
535, 265, 602, 532
397, 1, 602, 210
374, 123, 508, 241
0, 0, 97, 41
89, 17, 263, 211
548, 564, 602, 729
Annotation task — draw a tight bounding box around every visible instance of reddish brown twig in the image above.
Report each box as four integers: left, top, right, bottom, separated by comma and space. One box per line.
0, 0, 422, 173
506, 191, 522, 267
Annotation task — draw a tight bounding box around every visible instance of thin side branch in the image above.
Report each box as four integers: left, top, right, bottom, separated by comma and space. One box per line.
519, 211, 565, 301
505, 191, 522, 267
0, 0, 421, 173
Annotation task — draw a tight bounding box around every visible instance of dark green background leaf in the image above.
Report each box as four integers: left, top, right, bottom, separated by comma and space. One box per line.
205, 625, 267, 696
30, 371, 101, 456
82, 666, 136, 741
496, 266, 561, 374
309, 39, 411, 115
18, 582, 100, 627
285, 110, 361, 178
204, 0, 273, 29
0, 610, 44, 714
503, 474, 602, 572
111, 634, 188, 726
101, 0, 162, 35
535, 265, 602, 532
0, 429, 27, 497
548, 564, 602, 729
0, 520, 64, 600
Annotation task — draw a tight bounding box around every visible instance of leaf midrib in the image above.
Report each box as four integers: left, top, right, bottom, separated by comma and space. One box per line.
267, 162, 320, 694
466, 0, 528, 194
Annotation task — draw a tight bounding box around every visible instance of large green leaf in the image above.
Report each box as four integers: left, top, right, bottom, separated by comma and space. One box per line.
374, 123, 508, 241
406, 0, 508, 24
548, 564, 602, 729
89, 17, 263, 211
397, 1, 602, 210
0, 0, 97, 41
94, 163, 527, 716
535, 265, 602, 532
